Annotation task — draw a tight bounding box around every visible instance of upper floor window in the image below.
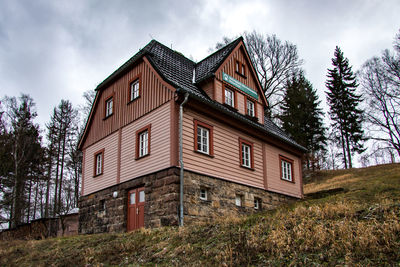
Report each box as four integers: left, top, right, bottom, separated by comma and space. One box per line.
224, 87, 235, 107
130, 79, 140, 101
239, 138, 254, 169
235, 60, 246, 77
246, 99, 255, 117
94, 149, 104, 176
194, 119, 214, 156
105, 97, 113, 117
280, 155, 294, 182
199, 188, 208, 201
136, 125, 151, 159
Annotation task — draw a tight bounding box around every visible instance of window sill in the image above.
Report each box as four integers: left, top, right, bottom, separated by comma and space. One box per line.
245, 114, 259, 122
194, 150, 214, 158
240, 165, 255, 171
235, 71, 247, 79
127, 96, 140, 105
135, 153, 150, 160
93, 173, 103, 178
103, 114, 113, 120
222, 103, 238, 112
281, 178, 295, 184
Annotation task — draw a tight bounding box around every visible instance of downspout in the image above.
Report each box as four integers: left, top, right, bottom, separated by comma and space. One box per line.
179, 92, 189, 227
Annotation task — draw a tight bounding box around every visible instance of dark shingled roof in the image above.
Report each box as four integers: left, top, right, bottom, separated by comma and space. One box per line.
94, 38, 306, 152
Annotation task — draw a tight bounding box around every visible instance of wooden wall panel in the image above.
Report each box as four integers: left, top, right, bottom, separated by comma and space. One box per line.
82, 60, 175, 149
119, 103, 171, 183
264, 144, 302, 198
83, 131, 119, 195
215, 46, 262, 105
201, 80, 214, 100
182, 109, 265, 189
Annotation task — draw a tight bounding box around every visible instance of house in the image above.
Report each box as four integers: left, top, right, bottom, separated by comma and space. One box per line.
78, 37, 306, 234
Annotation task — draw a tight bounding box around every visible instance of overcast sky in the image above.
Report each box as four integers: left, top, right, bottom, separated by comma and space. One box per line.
0, 0, 399, 131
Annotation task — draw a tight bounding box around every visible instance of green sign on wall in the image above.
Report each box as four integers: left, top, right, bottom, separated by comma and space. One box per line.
222, 72, 258, 100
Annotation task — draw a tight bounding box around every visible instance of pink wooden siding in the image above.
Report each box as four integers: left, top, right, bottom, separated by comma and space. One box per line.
83, 131, 119, 195
81, 59, 175, 150
264, 145, 302, 198
119, 102, 171, 183
201, 80, 214, 100
182, 109, 265, 189
256, 102, 264, 124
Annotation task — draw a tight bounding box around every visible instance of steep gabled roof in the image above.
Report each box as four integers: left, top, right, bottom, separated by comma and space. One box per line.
195, 37, 243, 83
79, 38, 305, 152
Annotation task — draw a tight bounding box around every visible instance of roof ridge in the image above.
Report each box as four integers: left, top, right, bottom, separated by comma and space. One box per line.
195, 36, 243, 66
149, 39, 195, 66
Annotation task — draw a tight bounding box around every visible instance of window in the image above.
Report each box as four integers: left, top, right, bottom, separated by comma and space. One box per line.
100, 199, 106, 211
199, 188, 208, 201
235, 194, 243, 207
246, 99, 255, 117
254, 198, 261, 210
105, 97, 113, 117
139, 190, 145, 202
239, 138, 254, 169
193, 119, 214, 156
235, 60, 246, 77
280, 155, 294, 182
136, 125, 151, 159
130, 79, 140, 101
224, 87, 235, 107
94, 149, 104, 176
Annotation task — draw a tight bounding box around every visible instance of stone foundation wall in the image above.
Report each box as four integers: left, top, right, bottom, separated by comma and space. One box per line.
79, 167, 180, 234
183, 171, 296, 224
79, 168, 297, 234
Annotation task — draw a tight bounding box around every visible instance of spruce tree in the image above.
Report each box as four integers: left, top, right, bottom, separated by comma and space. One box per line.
326, 46, 364, 169
280, 72, 326, 170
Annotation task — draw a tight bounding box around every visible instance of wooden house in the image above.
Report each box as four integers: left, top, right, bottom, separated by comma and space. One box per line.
78, 37, 306, 233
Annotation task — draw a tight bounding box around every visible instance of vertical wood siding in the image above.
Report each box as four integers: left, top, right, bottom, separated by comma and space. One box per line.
119, 103, 171, 183
182, 109, 265, 189
264, 145, 302, 198
82, 60, 175, 149
201, 80, 214, 100
215, 46, 262, 105
83, 131, 119, 195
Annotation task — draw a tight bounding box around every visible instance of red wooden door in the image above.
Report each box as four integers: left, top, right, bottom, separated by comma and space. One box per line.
127, 187, 145, 231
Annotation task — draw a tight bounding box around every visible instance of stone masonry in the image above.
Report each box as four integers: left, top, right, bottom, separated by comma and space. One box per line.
79, 167, 297, 234
184, 171, 296, 224
79, 167, 180, 234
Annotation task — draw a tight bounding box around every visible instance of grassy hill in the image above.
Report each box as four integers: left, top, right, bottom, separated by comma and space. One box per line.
1, 164, 399, 266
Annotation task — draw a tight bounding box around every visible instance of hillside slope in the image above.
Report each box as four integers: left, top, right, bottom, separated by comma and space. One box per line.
1, 164, 399, 266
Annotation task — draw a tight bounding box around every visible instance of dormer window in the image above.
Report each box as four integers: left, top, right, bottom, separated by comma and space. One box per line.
105, 96, 113, 118
246, 99, 255, 117
224, 88, 235, 107
235, 60, 246, 77
130, 79, 140, 101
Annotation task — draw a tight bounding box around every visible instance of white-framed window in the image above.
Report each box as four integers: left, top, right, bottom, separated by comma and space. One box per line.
235, 194, 243, 207
241, 143, 251, 168
281, 159, 293, 182
94, 150, 104, 176
139, 130, 149, 157
247, 99, 255, 117
224, 88, 234, 107
254, 198, 260, 210
199, 188, 208, 201
105, 97, 113, 117
197, 126, 209, 154
130, 79, 140, 101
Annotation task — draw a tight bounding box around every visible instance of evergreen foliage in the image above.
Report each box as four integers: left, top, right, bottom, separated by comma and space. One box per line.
280, 72, 326, 170
326, 47, 365, 168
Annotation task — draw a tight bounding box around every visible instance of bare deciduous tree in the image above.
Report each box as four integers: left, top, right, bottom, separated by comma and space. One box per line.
244, 31, 304, 118
358, 30, 400, 158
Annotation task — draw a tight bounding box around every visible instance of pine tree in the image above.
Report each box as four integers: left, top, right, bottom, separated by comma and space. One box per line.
326, 46, 365, 169
280, 72, 326, 170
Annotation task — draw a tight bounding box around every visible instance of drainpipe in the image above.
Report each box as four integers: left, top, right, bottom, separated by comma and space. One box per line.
179, 92, 189, 227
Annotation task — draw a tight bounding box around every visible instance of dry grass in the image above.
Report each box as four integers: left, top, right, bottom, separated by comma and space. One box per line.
1, 163, 399, 266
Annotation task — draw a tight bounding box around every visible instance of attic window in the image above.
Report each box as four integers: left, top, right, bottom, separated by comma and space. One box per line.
235, 60, 246, 77
130, 79, 140, 101
105, 96, 114, 118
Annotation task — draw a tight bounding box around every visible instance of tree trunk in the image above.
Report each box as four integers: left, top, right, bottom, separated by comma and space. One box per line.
339, 124, 348, 169
344, 131, 352, 168
57, 131, 67, 214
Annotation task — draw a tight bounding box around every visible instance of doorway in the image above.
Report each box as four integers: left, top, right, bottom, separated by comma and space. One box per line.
127, 187, 145, 231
